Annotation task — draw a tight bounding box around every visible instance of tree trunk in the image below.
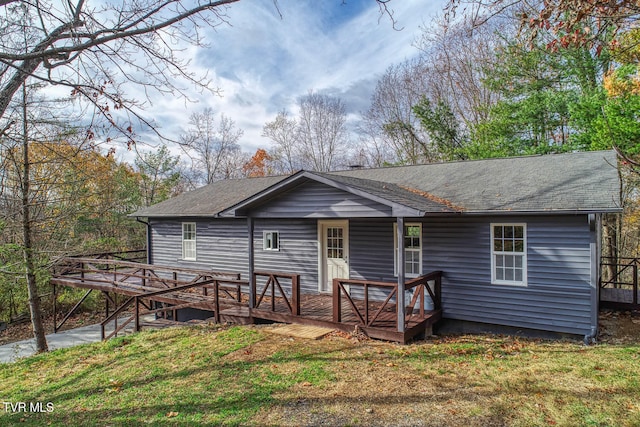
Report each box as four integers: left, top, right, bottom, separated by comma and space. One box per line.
21, 83, 48, 352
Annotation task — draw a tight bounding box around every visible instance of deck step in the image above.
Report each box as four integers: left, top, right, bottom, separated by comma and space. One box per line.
264, 324, 335, 340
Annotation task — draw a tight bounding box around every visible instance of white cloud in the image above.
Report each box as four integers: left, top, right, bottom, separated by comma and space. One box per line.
139, 0, 447, 155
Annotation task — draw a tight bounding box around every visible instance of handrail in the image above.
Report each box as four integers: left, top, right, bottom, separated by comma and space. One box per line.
333, 271, 442, 331
67, 250, 147, 262
54, 256, 240, 279
600, 256, 638, 307
252, 271, 300, 316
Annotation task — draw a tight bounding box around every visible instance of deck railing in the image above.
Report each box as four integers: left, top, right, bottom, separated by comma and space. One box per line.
252, 271, 300, 316
52, 257, 242, 333
332, 271, 442, 331
99, 277, 247, 340
70, 249, 148, 263
600, 256, 639, 309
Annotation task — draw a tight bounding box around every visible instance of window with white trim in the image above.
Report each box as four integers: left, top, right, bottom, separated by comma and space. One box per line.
182, 222, 196, 260
394, 223, 422, 278
263, 231, 280, 251
491, 223, 527, 285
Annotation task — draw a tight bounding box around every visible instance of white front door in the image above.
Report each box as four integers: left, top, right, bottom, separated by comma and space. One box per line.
319, 220, 349, 293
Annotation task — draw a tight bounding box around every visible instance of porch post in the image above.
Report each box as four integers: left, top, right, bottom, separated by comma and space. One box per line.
397, 217, 406, 332
247, 216, 255, 309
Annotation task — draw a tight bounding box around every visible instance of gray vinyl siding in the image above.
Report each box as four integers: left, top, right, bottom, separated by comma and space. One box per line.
350, 219, 396, 282
150, 214, 594, 335
348, 216, 594, 335
249, 180, 391, 218
254, 219, 319, 294
150, 219, 249, 278
150, 218, 318, 293
424, 215, 593, 335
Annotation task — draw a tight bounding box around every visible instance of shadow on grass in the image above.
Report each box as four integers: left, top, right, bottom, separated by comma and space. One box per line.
2, 329, 639, 426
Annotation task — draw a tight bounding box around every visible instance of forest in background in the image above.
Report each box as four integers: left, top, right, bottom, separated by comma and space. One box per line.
0, 0, 638, 344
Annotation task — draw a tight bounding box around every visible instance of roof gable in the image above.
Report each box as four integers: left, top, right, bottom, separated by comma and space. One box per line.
222, 171, 459, 218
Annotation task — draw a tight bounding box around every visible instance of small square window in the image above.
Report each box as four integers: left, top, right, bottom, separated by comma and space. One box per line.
263, 231, 280, 251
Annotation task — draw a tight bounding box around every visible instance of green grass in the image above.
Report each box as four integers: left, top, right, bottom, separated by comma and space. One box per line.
0, 326, 639, 426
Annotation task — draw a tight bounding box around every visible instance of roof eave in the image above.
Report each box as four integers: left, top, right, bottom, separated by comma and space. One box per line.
446, 208, 623, 216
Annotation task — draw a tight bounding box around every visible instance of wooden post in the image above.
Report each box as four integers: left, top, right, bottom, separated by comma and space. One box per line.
397, 218, 405, 333
114, 293, 118, 333
105, 291, 109, 319
364, 283, 369, 326
214, 280, 220, 323
134, 296, 140, 332
333, 278, 341, 322
52, 284, 57, 333
248, 217, 255, 309
292, 274, 300, 316
271, 276, 275, 311
634, 262, 638, 306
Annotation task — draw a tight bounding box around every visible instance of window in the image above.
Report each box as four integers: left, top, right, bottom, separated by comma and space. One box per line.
394, 223, 422, 278
182, 222, 196, 260
491, 223, 526, 285
263, 231, 280, 251
326, 227, 344, 259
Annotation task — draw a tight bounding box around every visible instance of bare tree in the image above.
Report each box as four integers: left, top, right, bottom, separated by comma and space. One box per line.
359, 58, 434, 165
0, 0, 247, 140
179, 108, 244, 184
263, 92, 351, 173
297, 92, 350, 172
1, 84, 89, 352
262, 110, 299, 174
416, 17, 505, 128
445, 0, 640, 49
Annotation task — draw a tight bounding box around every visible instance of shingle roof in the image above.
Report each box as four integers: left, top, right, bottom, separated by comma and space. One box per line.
312, 172, 462, 213
335, 150, 620, 213
131, 175, 284, 218
131, 150, 621, 218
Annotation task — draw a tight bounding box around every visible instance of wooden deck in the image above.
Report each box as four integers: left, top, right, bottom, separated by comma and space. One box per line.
250, 293, 441, 343
50, 256, 442, 343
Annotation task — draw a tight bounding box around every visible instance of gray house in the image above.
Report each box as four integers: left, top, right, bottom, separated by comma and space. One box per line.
132, 150, 621, 342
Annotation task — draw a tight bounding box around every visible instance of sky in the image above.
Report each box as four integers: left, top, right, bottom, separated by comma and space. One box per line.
139, 0, 448, 155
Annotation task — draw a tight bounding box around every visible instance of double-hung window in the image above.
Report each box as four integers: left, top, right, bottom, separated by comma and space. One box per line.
182, 222, 197, 260
491, 223, 526, 285
394, 223, 422, 278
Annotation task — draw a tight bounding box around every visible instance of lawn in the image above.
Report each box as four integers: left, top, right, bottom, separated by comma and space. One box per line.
0, 324, 639, 426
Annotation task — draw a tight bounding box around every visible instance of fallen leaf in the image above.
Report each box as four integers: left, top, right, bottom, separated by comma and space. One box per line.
167, 412, 179, 418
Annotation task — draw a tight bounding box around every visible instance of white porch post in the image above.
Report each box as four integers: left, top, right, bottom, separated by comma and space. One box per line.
247, 217, 255, 309
397, 217, 406, 332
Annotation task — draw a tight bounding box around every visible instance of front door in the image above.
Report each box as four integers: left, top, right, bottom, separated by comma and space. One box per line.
319, 220, 349, 293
